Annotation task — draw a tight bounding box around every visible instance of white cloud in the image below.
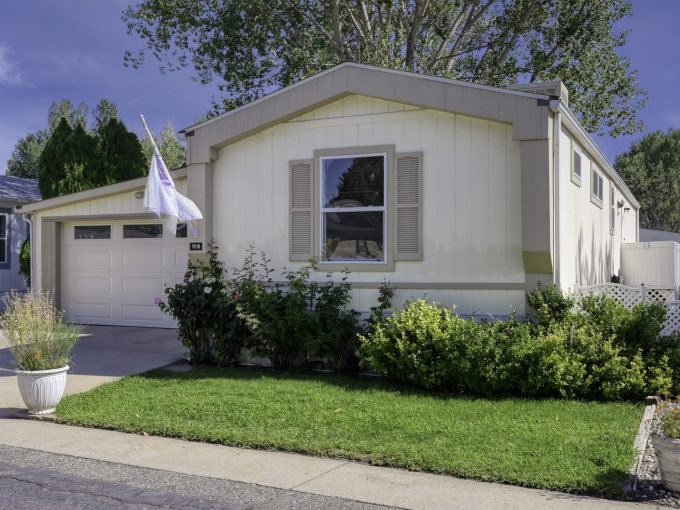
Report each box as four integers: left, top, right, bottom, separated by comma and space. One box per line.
0, 44, 22, 85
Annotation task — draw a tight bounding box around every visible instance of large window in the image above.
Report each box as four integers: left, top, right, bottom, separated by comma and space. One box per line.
320, 153, 386, 262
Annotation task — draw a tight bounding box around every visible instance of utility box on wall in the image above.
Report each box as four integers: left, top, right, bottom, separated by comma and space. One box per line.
621, 242, 680, 288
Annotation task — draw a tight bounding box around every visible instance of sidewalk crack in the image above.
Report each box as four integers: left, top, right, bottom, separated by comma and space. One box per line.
288, 460, 350, 491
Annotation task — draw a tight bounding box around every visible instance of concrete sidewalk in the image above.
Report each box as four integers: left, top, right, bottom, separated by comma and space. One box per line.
0, 326, 657, 509
0, 419, 654, 510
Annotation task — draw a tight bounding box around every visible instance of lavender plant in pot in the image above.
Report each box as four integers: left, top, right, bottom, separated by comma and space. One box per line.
2, 292, 82, 415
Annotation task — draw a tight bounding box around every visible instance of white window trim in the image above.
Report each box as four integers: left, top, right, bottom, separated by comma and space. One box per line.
0, 213, 8, 265
571, 142, 583, 186
319, 152, 388, 265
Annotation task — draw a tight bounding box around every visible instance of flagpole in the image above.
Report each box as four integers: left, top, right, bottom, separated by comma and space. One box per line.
140, 114, 162, 157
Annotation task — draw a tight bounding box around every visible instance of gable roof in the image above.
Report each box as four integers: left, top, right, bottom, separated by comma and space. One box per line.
181, 61, 639, 209
181, 62, 552, 165
0, 175, 41, 204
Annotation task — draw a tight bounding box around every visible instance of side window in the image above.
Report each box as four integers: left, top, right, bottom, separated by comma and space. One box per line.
591, 167, 604, 207
610, 185, 616, 234
571, 144, 582, 185
0, 214, 7, 264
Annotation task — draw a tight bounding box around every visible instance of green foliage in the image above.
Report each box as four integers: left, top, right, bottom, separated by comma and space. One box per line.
359, 290, 679, 401
232, 248, 359, 370
1, 292, 82, 371
92, 99, 119, 135
47, 99, 88, 132
6, 131, 48, 179
140, 121, 186, 170
615, 129, 680, 231
158, 243, 247, 366
38, 115, 147, 199
19, 239, 30, 287
124, 0, 644, 137
527, 283, 575, 326
157, 244, 360, 370
96, 118, 147, 184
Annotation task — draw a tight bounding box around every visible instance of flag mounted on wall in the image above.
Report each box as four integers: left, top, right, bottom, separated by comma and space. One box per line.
140, 115, 202, 235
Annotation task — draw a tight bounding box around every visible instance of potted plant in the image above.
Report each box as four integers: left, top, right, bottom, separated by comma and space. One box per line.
653, 401, 680, 492
1, 292, 82, 415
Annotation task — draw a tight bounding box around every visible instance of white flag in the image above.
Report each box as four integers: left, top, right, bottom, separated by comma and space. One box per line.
141, 115, 203, 235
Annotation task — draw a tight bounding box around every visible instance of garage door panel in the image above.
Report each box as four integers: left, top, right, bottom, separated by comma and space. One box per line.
61, 220, 188, 328
65, 249, 114, 271
122, 248, 166, 270
122, 276, 165, 300
68, 302, 113, 321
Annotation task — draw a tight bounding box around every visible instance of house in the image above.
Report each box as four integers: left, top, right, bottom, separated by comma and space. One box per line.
0, 175, 40, 297
19, 63, 639, 327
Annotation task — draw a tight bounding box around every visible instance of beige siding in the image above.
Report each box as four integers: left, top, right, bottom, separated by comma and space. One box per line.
558, 128, 637, 289
213, 95, 524, 315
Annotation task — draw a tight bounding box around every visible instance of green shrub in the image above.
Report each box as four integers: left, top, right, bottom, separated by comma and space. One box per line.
358, 295, 678, 401
19, 239, 30, 287
159, 243, 247, 366
659, 402, 680, 439
527, 283, 575, 326
232, 247, 360, 370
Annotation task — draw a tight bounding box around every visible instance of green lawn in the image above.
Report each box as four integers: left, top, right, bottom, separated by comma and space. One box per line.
56, 368, 642, 497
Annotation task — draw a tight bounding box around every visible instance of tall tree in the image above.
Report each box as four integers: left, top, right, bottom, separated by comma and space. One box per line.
140, 121, 186, 169
123, 0, 644, 136
92, 99, 119, 135
97, 118, 147, 184
616, 129, 680, 232
6, 131, 49, 179
47, 99, 88, 132
38, 119, 98, 199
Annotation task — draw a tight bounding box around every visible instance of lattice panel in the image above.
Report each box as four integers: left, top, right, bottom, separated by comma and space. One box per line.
581, 283, 645, 308
645, 288, 676, 303
662, 301, 680, 336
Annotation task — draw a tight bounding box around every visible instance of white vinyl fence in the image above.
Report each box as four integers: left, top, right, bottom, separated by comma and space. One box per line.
578, 283, 680, 336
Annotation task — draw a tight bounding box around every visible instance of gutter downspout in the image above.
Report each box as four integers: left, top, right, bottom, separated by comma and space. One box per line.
549, 99, 561, 287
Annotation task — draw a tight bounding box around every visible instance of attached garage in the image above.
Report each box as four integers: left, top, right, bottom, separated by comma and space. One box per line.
17, 168, 200, 328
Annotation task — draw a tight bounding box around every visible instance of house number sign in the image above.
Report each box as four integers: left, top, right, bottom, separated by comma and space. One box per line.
190, 242, 203, 251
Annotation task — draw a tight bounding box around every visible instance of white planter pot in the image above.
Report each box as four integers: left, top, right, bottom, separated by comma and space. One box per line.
16, 365, 69, 415
653, 434, 680, 492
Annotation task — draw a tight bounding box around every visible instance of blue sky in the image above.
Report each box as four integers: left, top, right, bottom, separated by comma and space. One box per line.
0, 1, 677, 173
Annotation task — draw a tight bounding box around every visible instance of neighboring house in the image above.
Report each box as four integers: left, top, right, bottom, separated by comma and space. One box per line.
0, 175, 40, 296
19, 63, 639, 327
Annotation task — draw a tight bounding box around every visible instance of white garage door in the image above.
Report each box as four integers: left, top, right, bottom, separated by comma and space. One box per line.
61, 220, 189, 327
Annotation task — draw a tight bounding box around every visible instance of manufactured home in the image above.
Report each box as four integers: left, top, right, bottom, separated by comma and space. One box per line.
20, 63, 639, 326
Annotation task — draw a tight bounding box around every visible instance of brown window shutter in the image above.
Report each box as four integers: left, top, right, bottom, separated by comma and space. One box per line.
289, 160, 314, 261
394, 152, 423, 261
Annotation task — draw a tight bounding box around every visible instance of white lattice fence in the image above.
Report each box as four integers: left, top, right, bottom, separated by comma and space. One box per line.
662, 301, 680, 336
579, 283, 676, 308
579, 283, 680, 335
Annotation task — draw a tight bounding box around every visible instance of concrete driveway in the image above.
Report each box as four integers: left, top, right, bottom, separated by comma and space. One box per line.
0, 326, 184, 417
